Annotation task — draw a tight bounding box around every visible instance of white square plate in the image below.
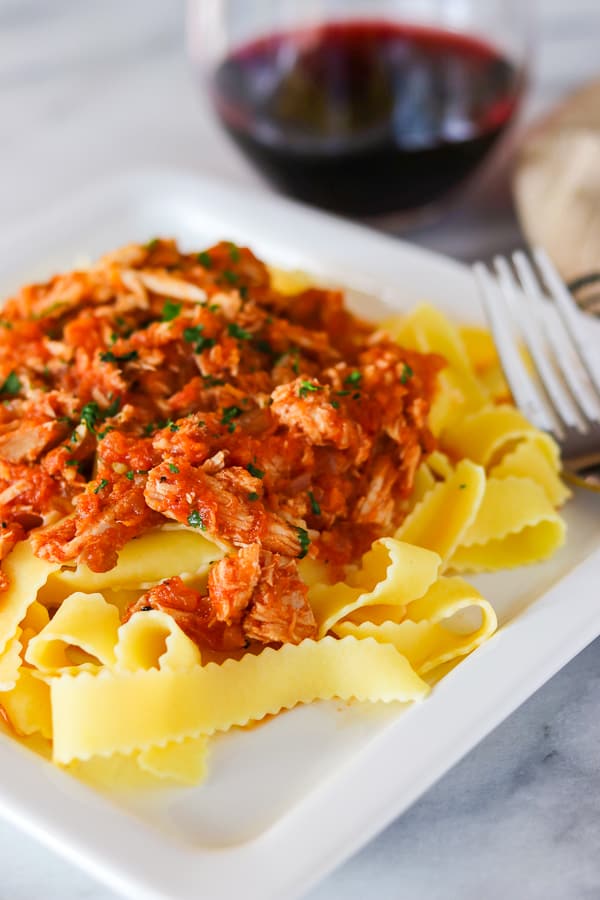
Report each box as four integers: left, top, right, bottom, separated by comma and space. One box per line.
0, 169, 599, 900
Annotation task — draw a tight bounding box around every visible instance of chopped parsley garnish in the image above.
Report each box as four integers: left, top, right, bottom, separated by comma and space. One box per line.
221, 405, 243, 426
352, 392, 361, 400
168, 463, 179, 473
228, 242, 241, 262
183, 324, 215, 353
400, 363, 414, 385
298, 380, 322, 399
197, 251, 212, 268
247, 462, 264, 479
227, 322, 252, 340
247, 492, 259, 501
65, 458, 79, 467
459, 483, 467, 490
80, 402, 99, 432
125, 470, 134, 480
187, 510, 206, 530
145, 238, 159, 251
0, 371, 21, 396
222, 269, 239, 285
308, 490, 321, 516
239, 285, 248, 300
344, 370, 362, 386
167, 420, 179, 432
202, 374, 225, 387
336, 390, 351, 397
162, 300, 182, 322
104, 397, 121, 418
0, 320, 13, 330
330, 400, 340, 410
94, 479, 109, 494
100, 349, 138, 364
296, 527, 311, 559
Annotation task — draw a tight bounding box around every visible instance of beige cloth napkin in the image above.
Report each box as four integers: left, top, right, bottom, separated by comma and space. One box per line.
513, 79, 600, 314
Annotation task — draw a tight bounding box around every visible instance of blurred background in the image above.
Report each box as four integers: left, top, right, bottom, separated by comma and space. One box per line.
0, 0, 599, 262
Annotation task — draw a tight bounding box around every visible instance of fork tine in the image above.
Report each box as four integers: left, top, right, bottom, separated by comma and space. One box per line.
534, 248, 600, 398
515, 251, 600, 426
508, 253, 588, 433
472, 262, 557, 434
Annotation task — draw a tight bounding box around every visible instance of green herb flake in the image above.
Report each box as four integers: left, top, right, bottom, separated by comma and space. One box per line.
187, 509, 206, 530
296, 527, 311, 559
65, 458, 79, 467
344, 370, 362, 386
222, 269, 239, 285
308, 490, 321, 516
227, 322, 252, 341
336, 390, 351, 397
0, 371, 21, 396
125, 470, 134, 481
228, 242, 241, 263
352, 392, 361, 400
330, 400, 340, 410
145, 238, 160, 252
298, 380, 322, 399
94, 478, 109, 494
104, 397, 121, 418
0, 320, 13, 330
221, 405, 243, 426
197, 251, 212, 269
168, 463, 179, 473
239, 285, 248, 300
183, 325, 204, 343
162, 300, 182, 322
80, 401, 99, 432
459, 483, 467, 490
100, 350, 139, 364
400, 363, 414, 385
246, 462, 265, 479
247, 492, 259, 501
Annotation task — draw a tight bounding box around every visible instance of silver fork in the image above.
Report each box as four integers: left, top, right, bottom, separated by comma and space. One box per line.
472, 248, 600, 491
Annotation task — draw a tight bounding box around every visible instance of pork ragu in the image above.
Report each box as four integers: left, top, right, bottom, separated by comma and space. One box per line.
0, 240, 444, 649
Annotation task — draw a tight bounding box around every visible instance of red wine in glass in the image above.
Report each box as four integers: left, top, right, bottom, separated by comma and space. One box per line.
211, 20, 523, 217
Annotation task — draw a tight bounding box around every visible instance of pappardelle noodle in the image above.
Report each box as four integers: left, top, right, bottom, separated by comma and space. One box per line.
0, 240, 568, 785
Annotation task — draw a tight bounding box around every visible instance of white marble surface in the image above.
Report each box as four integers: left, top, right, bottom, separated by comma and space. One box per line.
0, 1, 599, 898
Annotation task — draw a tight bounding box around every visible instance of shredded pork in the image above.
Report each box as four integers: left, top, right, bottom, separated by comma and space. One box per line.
0, 239, 443, 648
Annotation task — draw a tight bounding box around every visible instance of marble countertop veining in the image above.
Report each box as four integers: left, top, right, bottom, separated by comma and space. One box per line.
0, 2, 600, 898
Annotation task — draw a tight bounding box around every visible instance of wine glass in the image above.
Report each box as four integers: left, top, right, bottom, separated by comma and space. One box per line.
187, 0, 531, 218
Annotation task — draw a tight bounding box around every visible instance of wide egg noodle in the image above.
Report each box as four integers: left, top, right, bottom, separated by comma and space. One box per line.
394, 459, 486, 566
137, 736, 209, 784
441, 405, 539, 467
450, 476, 566, 572
307, 538, 441, 637
115, 609, 202, 672
490, 434, 571, 507
44, 526, 225, 598
50, 636, 429, 764
26, 592, 120, 676
0, 667, 52, 739
0, 541, 58, 656
0, 631, 23, 691
334, 576, 497, 675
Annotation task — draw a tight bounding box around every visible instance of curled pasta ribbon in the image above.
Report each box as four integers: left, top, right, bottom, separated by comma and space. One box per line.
450, 476, 566, 572
137, 736, 208, 784
334, 576, 497, 676
0, 632, 23, 691
0, 668, 52, 739
42, 526, 224, 602
308, 538, 440, 637
395, 460, 486, 566
50, 637, 429, 763
490, 434, 571, 507
441, 405, 542, 468
115, 609, 202, 671
0, 541, 57, 657
26, 592, 120, 675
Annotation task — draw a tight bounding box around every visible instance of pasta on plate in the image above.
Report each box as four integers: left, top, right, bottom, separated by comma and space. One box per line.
0, 240, 568, 785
